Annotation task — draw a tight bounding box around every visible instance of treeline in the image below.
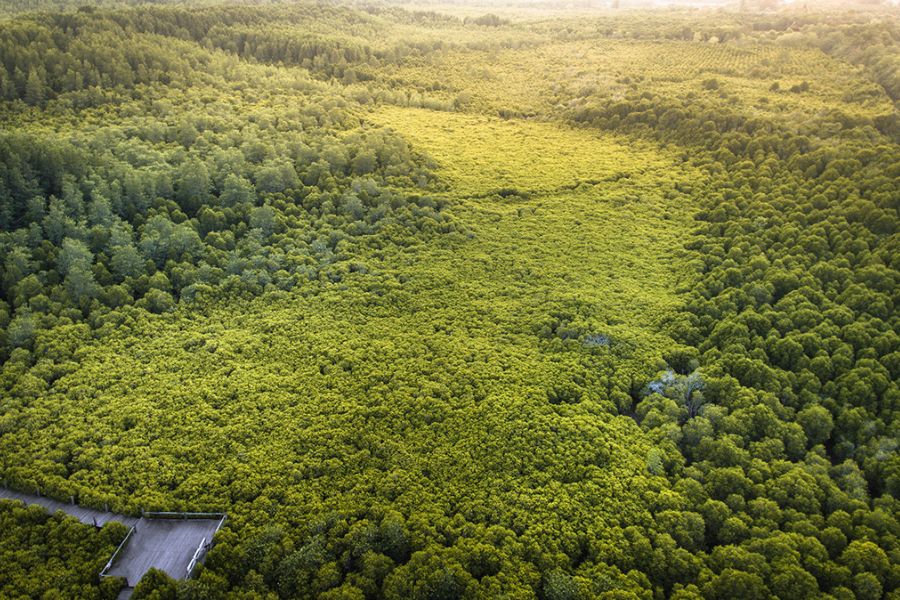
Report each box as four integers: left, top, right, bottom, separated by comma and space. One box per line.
543, 11, 898, 109
0, 0, 212, 15
0, 4, 475, 104
0, 10, 221, 105
571, 87, 897, 152
810, 21, 899, 102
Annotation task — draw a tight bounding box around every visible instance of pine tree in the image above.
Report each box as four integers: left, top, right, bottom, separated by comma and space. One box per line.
24, 69, 45, 106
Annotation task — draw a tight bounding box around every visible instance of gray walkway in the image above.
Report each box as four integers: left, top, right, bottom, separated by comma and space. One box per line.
106, 517, 221, 584
0, 488, 138, 528
0, 488, 225, 588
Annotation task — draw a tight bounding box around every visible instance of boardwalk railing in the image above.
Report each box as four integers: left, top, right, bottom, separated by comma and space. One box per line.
100, 525, 136, 577
185, 514, 227, 577
186, 537, 206, 576
142, 511, 227, 520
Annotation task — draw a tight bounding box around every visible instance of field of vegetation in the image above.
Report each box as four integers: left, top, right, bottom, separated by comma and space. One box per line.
0, 1, 897, 599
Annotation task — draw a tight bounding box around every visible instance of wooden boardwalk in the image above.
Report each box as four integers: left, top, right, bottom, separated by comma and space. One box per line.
0, 488, 138, 528
0, 488, 225, 590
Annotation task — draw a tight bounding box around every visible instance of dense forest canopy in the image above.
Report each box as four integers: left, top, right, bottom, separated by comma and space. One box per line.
0, 0, 897, 598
